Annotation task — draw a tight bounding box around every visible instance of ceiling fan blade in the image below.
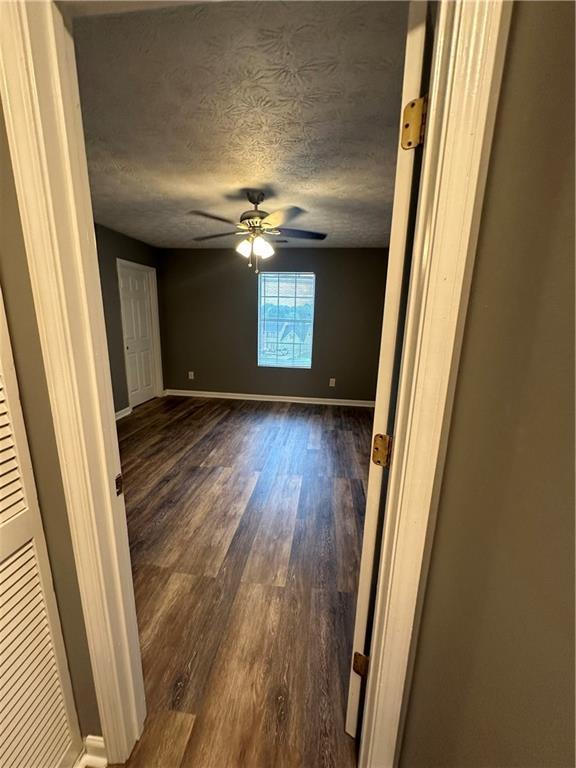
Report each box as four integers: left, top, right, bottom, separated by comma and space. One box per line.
188, 210, 237, 226
193, 231, 238, 241
261, 206, 305, 229
278, 227, 327, 240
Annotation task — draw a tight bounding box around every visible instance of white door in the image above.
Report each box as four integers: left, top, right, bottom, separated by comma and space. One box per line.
0, 288, 82, 767
117, 260, 159, 408
346, 0, 430, 737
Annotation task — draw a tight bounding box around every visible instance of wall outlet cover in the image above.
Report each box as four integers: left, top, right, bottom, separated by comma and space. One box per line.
188, 371, 195, 380
329, 378, 336, 387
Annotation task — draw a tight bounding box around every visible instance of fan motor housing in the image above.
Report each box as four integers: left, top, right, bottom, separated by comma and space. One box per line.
240, 209, 268, 226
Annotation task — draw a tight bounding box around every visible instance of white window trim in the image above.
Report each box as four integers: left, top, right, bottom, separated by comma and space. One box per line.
257, 271, 316, 370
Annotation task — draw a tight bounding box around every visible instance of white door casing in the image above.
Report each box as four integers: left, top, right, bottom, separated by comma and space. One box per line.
346, 0, 429, 737
117, 260, 162, 409
0, 287, 83, 768
0, 2, 146, 763
358, 2, 512, 766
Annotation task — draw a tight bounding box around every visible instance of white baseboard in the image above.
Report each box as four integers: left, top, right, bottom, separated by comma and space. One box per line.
74, 735, 107, 768
163, 388, 375, 408
115, 406, 132, 421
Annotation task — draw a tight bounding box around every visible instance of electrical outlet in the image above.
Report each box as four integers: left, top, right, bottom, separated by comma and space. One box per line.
188, 371, 195, 380
329, 377, 336, 387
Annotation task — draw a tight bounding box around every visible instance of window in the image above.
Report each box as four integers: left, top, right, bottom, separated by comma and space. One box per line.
258, 272, 315, 369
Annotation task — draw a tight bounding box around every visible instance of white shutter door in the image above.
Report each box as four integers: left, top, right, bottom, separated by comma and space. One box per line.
0, 289, 82, 768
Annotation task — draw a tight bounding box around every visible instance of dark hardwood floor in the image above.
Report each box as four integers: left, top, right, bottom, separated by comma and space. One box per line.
115, 396, 373, 768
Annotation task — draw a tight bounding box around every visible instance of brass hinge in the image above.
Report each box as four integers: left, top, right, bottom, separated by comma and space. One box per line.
115, 473, 124, 496
372, 433, 393, 468
401, 96, 427, 150
353, 651, 370, 678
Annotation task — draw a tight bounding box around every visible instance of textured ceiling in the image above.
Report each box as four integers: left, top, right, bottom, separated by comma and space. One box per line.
74, 2, 407, 248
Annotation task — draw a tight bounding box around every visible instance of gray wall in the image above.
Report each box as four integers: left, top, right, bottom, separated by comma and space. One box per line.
0, 103, 101, 735
95, 224, 159, 411
158, 248, 387, 401
400, 3, 575, 766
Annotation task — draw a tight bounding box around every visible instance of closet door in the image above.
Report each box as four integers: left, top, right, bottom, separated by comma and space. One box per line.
117, 259, 158, 408
0, 288, 82, 768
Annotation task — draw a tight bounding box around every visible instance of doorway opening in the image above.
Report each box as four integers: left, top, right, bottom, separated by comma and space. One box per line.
72, 2, 426, 765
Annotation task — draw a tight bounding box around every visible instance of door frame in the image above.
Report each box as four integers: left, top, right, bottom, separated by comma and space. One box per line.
357, 2, 512, 765
0, 1, 511, 766
346, 0, 428, 738
0, 3, 146, 765
116, 258, 163, 409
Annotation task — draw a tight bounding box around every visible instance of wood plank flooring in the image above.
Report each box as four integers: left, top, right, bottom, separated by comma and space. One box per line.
114, 396, 373, 768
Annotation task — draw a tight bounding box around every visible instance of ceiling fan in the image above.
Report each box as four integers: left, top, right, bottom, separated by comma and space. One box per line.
190, 189, 327, 273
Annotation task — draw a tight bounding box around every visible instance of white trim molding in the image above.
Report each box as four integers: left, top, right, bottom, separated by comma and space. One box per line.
115, 406, 132, 421
73, 736, 108, 768
164, 388, 375, 408
358, 2, 512, 767
0, 2, 145, 763
346, 0, 428, 737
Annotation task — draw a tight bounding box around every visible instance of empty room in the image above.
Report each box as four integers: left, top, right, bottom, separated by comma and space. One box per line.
1, 1, 574, 768
72, 1, 411, 765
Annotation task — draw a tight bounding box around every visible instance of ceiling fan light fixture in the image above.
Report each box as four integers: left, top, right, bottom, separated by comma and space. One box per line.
252, 235, 274, 259
235, 238, 253, 258
192, 192, 325, 267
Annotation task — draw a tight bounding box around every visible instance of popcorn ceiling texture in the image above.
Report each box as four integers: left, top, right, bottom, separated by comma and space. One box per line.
74, 2, 407, 248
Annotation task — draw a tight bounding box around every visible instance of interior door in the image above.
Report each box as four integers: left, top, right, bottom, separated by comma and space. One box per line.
0, 288, 82, 767
346, 0, 431, 737
118, 260, 157, 408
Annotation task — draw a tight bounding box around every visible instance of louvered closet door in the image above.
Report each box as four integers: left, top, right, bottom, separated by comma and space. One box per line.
0, 289, 82, 768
